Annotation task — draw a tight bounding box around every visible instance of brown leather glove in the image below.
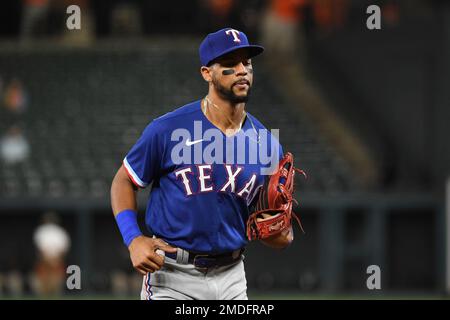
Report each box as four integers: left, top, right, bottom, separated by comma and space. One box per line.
247, 152, 306, 240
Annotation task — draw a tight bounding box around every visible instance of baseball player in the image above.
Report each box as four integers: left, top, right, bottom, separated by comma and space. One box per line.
111, 28, 296, 300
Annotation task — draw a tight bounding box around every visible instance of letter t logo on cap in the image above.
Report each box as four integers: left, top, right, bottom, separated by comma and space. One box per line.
225, 29, 241, 43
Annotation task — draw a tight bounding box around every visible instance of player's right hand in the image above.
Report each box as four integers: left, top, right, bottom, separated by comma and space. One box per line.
128, 236, 177, 275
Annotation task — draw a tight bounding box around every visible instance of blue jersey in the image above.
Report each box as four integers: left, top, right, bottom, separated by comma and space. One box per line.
123, 100, 283, 253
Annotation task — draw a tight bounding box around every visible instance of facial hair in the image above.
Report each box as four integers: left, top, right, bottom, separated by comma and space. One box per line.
212, 76, 251, 104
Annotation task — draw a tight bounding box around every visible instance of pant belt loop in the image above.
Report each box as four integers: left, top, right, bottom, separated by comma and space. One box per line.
176, 248, 189, 264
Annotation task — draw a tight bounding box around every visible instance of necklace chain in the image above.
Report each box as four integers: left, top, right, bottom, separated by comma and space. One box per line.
203, 96, 246, 133
202, 96, 260, 143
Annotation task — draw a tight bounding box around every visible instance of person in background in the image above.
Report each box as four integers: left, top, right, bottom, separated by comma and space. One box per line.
32, 212, 71, 297
20, 0, 51, 42
2, 78, 28, 114
197, 0, 241, 33
260, 0, 309, 64
0, 125, 30, 165
311, 0, 350, 34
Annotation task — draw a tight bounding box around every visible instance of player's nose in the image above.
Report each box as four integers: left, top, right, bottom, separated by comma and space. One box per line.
234, 62, 247, 75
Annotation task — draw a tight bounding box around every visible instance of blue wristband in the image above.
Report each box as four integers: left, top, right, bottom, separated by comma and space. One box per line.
115, 209, 143, 247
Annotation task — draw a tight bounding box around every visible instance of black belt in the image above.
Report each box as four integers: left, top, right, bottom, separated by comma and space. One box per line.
165, 248, 244, 269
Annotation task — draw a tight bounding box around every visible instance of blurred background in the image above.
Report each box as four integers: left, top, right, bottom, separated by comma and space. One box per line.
0, 0, 449, 299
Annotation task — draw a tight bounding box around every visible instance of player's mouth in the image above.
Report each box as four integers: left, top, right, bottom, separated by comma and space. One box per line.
233, 79, 250, 89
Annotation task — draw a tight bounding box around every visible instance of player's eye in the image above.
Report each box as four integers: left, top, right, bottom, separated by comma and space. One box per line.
223, 60, 251, 68
221, 61, 236, 68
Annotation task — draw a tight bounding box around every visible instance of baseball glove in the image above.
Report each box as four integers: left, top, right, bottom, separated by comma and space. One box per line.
246, 152, 306, 241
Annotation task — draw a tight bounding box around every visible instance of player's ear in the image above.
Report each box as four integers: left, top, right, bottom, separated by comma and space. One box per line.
200, 66, 213, 83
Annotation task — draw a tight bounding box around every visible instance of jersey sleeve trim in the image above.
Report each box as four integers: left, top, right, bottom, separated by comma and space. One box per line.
123, 157, 148, 188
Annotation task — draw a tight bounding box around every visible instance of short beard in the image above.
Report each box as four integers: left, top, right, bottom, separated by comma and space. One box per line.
212, 77, 251, 104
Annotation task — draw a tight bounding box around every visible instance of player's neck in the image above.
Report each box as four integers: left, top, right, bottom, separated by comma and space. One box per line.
202, 92, 246, 135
